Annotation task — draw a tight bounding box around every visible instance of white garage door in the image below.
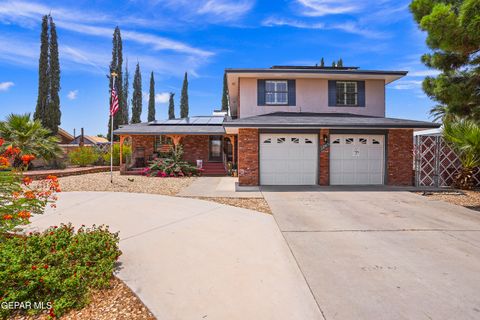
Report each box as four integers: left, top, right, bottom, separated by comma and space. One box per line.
330, 134, 385, 185
260, 133, 318, 185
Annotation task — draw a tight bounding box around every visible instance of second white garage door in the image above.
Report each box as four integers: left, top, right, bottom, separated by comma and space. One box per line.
260, 133, 318, 185
330, 134, 385, 185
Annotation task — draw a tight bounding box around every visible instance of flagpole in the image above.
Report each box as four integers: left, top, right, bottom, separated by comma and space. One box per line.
110, 72, 117, 184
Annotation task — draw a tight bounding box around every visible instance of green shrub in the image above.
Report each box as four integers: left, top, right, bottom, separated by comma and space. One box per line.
102, 144, 132, 166
68, 147, 99, 167
146, 145, 201, 177
0, 224, 121, 318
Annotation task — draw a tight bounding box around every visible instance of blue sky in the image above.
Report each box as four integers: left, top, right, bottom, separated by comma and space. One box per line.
0, 0, 438, 136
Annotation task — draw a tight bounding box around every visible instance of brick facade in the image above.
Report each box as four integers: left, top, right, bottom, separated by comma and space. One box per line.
319, 129, 330, 185
131, 135, 155, 159
182, 135, 209, 164
387, 129, 414, 186
238, 128, 259, 186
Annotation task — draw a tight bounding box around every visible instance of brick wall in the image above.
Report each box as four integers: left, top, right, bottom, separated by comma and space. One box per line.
131, 135, 155, 159
238, 128, 259, 186
319, 129, 329, 185
182, 135, 209, 164
387, 129, 414, 186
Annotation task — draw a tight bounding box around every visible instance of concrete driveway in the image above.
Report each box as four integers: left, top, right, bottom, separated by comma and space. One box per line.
29, 192, 322, 320
262, 188, 480, 320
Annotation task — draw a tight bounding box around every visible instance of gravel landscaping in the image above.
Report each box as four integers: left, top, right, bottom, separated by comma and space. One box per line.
419, 189, 480, 212
56, 172, 196, 196
190, 196, 272, 214
12, 277, 155, 320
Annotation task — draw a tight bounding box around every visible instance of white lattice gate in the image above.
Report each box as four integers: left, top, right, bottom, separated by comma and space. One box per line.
414, 135, 480, 187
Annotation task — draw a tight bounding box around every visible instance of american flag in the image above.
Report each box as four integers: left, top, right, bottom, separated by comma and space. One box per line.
110, 84, 119, 116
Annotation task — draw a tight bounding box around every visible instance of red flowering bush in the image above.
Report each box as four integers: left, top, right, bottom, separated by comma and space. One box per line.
146, 145, 202, 177
0, 223, 121, 318
0, 137, 59, 236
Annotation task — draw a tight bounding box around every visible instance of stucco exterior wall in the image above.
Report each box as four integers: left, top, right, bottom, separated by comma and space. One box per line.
238, 78, 385, 118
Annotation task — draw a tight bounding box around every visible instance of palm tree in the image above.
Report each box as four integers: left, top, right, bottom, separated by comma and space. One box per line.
443, 118, 480, 189
0, 113, 60, 167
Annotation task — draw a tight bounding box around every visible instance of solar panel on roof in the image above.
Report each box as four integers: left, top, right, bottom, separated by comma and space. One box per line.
208, 117, 224, 125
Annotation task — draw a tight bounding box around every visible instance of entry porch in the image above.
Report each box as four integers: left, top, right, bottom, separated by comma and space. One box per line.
117, 134, 237, 176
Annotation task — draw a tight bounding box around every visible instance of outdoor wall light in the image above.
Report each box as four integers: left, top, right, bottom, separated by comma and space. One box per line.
323, 135, 328, 143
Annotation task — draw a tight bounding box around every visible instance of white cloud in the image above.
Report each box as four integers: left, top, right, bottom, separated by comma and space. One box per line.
162, 0, 254, 22
295, 0, 359, 16
155, 92, 170, 104
391, 80, 423, 90
408, 70, 441, 77
0, 81, 14, 91
262, 17, 387, 39
67, 90, 78, 100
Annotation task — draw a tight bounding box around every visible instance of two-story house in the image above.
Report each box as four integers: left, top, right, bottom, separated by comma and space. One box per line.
114, 65, 440, 187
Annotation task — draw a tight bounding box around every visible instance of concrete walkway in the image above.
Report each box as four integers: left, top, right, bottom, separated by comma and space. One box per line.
29, 192, 322, 320
263, 189, 480, 320
179, 176, 263, 198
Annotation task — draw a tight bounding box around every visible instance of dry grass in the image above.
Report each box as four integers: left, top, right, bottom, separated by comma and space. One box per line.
56, 172, 196, 196
419, 189, 480, 212
191, 196, 272, 214
12, 276, 155, 320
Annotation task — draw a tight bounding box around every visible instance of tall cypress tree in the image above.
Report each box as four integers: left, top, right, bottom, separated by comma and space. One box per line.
320, 57, 325, 67
123, 60, 129, 124
131, 62, 142, 124
221, 72, 228, 112
148, 71, 155, 122
168, 92, 175, 119
180, 72, 189, 118
337, 58, 343, 67
34, 15, 49, 126
108, 27, 124, 140
47, 15, 61, 135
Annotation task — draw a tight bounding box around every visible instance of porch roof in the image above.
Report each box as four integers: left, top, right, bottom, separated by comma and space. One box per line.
114, 122, 226, 135
223, 112, 441, 129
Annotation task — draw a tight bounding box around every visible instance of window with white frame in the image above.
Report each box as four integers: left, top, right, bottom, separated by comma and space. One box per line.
265, 80, 288, 105
336, 81, 358, 106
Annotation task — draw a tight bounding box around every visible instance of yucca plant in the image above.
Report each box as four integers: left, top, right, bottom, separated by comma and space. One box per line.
443, 118, 480, 189
0, 113, 60, 167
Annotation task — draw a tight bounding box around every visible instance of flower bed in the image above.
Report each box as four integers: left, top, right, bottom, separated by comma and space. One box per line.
0, 224, 121, 318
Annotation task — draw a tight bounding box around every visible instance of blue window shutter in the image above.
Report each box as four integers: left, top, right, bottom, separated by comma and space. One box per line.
287, 80, 296, 106
257, 80, 266, 106
357, 81, 365, 107
328, 80, 336, 106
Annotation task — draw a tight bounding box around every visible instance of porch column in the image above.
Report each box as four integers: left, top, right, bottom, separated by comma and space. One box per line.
119, 135, 125, 165
227, 135, 236, 165
167, 135, 183, 150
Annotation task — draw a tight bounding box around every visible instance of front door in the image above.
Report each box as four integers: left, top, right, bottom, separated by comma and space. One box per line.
209, 136, 223, 162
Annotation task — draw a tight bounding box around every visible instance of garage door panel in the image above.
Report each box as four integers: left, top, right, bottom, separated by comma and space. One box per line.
260, 134, 318, 185
330, 134, 385, 185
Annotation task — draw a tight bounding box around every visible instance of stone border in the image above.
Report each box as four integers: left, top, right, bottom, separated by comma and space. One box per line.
24, 166, 120, 180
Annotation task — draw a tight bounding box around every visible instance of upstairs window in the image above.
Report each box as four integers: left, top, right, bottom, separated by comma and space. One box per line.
265, 80, 288, 105
336, 81, 358, 106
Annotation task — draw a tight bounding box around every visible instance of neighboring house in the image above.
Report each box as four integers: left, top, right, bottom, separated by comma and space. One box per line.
56, 128, 75, 144
114, 65, 439, 186
70, 135, 109, 145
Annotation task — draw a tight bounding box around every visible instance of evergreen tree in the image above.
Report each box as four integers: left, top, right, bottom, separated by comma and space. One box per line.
332, 61, 336, 67
168, 92, 175, 119
221, 72, 228, 112
337, 58, 343, 67
180, 72, 189, 118
47, 15, 61, 135
410, 0, 480, 121
34, 15, 49, 127
107, 27, 124, 140
320, 57, 325, 67
123, 60, 129, 124
148, 71, 156, 122
131, 62, 142, 124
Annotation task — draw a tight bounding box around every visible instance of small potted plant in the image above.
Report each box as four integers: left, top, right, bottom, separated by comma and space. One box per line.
231, 163, 238, 177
